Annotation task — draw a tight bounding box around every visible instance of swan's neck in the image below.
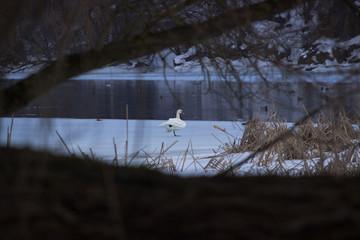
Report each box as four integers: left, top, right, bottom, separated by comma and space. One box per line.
176, 111, 181, 119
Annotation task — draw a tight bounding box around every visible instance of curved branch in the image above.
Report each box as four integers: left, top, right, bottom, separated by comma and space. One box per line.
0, 0, 311, 115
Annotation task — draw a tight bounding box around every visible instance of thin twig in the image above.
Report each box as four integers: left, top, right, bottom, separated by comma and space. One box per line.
56, 130, 74, 157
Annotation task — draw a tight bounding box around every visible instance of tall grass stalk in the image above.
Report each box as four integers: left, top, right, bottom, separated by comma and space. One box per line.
125, 104, 129, 165
180, 140, 191, 172
113, 137, 118, 166
56, 130, 75, 157
6, 115, 14, 148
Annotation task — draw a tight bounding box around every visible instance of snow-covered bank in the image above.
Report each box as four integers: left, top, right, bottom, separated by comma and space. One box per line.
72, 64, 360, 83
3, 63, 360, 83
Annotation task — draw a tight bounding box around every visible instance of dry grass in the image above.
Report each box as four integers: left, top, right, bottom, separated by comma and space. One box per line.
141, 140, 206, 174
55, 128, 207, 174
210, 109, 360, 176
50, 107, 360, 176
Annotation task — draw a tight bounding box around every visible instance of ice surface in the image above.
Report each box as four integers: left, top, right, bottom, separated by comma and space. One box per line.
0, 117, 241, 168
2, 117, 358, 177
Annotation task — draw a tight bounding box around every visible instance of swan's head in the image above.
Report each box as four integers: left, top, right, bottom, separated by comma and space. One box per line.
176, 109, 184, 118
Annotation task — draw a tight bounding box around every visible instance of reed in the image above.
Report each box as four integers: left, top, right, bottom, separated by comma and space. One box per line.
125, 104, 129, 165
56, 130, 76, 158
6, 115, 14, 148
212, 108, 360, 176
113, 137, 118, 166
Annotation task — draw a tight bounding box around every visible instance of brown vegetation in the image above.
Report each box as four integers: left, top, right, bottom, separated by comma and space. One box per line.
210, 109, 360, 176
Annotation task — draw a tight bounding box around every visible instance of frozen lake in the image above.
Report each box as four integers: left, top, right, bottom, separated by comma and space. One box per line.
2, 75, 360, 121
0, 117, 242, 175
2, 69, 360, 175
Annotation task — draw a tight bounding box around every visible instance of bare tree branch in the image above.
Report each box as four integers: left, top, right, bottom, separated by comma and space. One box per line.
0, 0, 311, 116
340, 0, 360, 18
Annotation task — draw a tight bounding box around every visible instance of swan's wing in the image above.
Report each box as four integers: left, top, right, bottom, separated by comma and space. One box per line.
159, 120, 171, 127
159, 118, 186, 131
159, 118, 176, 127
158, 120, 171, 132
167, 118, 186, 130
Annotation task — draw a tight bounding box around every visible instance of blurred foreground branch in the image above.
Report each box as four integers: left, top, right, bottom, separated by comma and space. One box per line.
1, 147, 360, 239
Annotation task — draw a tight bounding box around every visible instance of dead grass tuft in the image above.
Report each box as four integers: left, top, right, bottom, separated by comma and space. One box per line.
211, 108, 360, 176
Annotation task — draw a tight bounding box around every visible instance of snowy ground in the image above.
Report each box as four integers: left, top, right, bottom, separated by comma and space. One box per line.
0, 117, 243, 176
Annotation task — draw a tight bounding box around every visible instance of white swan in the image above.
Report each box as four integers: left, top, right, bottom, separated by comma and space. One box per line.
159, 109, 186, 136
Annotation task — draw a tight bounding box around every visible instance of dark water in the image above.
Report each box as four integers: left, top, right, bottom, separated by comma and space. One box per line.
3, 78, 360, 121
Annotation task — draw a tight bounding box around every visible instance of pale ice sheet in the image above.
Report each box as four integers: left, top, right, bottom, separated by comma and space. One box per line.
2, 117, 357, 177
0, 117, 242, 172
